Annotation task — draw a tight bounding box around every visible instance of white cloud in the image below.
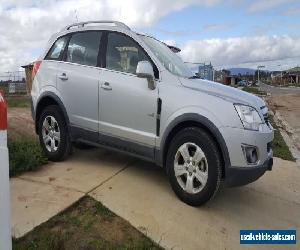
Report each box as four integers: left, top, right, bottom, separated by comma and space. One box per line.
0, 0, 221, 72
202, 23, 233, 32
0, 0, 299, 73
180, 35, 300, 69
162, 39, 177, 46
248, 0, 296, 13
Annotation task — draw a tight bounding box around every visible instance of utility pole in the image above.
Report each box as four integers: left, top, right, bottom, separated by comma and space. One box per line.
257, 65, 265, 86
74, 10, 79, 22
278, 64, 282, 85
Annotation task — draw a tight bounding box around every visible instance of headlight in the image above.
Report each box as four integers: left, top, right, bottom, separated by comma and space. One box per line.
234, 104, 263, 131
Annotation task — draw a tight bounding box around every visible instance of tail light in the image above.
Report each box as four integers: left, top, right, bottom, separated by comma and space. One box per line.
32, 60, 42, 80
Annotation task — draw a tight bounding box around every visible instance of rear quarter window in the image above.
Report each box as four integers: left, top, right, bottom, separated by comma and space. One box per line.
45, 36, 68, 60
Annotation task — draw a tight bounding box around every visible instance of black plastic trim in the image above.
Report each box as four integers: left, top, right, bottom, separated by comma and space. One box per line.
70, 126, 155, 162
35, 92, 70, 133
61, 34, 71, 62
156, 98, 162, 136
225, 157, 273, 187
98, 31, 107, 68
157, 113, 231, 171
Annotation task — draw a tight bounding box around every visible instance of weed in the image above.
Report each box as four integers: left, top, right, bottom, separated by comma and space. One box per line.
95, 202, 115, 219
269, 115, 295, 161
8, 140, 48, 177
242, 86, 266, 95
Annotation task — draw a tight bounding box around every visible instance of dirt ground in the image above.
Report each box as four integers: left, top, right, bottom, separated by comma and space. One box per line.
267, 93, 300, 153
7, 107, 37, 141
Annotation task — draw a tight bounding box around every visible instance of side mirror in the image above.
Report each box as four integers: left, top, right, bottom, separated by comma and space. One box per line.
136, 61, 156, 90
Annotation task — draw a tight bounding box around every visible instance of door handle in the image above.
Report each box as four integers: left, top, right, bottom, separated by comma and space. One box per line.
58, 73, 68, 81
101, 82, 112, 90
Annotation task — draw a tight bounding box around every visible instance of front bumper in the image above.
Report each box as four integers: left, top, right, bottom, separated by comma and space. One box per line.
225, 157, 273, 187
219, 123, 274, 187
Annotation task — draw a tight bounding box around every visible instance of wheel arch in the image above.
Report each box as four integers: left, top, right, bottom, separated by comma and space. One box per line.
158, 113, 231, 178
35, 92, 70, 134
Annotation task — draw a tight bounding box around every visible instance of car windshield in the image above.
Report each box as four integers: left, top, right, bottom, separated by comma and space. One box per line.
140, 35, 194, 78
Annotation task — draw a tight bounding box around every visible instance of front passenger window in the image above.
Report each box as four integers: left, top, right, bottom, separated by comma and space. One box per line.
106, 32, 149, 74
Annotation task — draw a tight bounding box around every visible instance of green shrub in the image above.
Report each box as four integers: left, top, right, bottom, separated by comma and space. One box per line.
7, 97, 31, 108
8, 140, 48, 177
242, 86, 266, 95
269, 115, 295, 161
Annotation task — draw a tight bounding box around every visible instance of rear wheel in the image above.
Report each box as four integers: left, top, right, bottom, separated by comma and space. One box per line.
166, 127, 222, 206
38, 105, 71, 161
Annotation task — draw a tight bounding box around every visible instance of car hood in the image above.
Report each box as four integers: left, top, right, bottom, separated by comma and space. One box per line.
179, 78, 265, 109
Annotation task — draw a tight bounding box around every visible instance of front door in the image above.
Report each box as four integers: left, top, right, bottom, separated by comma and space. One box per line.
99, 32, 158, 154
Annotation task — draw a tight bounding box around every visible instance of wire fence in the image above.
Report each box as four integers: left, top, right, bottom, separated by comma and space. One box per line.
0, 71, 27, 95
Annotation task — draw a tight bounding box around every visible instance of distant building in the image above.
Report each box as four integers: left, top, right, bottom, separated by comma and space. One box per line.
271, 67, 300, 85
196, 62, 214, 81
286, 67, 300, 85
214, 69, 230, 83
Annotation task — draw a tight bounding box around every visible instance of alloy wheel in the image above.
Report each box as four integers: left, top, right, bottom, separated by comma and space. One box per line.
174, 142, 208, 194
42, 115, 60, 153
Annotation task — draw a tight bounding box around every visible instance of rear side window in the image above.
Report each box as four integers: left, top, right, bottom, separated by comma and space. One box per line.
66, 31, 102, 67
45, 36, 68, 60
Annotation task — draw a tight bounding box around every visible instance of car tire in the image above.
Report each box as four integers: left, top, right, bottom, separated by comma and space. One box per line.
38, 105, 71, 162
166, 127, 222, 206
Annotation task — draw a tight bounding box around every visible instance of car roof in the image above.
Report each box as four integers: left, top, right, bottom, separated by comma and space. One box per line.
61, 21, 131, 32
41, 20, 181, 59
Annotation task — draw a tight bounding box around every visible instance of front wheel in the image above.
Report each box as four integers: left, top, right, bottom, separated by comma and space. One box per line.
38, 105, 71, 162
166, 127, 222, 206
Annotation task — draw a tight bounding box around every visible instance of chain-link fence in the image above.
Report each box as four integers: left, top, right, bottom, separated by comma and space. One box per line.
0, 71, 27, 96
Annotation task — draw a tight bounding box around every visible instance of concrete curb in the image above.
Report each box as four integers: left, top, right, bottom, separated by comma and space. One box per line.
271, 110, 300, 168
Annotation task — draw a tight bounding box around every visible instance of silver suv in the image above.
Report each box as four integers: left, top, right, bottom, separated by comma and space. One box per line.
31, 21, 273, 206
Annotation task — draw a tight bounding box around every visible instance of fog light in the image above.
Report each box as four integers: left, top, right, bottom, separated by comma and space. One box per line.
242, 145, 258, 165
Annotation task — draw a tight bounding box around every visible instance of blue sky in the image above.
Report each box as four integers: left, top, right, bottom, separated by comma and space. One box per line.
1, 0, 300, 72
141, 1, 300, 42
142, 1, 300, 70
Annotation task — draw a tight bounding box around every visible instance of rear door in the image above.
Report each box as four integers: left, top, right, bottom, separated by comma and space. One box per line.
57, 31, 102, 133
39, 36, 69, 92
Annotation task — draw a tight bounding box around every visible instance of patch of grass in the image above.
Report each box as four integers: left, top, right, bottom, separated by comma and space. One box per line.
95, 202, 115, 219
269, 115, 295, 161
69, 216, 81, 227
8, 140, 48, 177
242, 86, 266, 95
12, 196, 163, 250
7, 96, 31, 108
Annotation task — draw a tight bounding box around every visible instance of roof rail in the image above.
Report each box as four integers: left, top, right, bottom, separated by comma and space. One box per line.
62, 21, 131, 31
